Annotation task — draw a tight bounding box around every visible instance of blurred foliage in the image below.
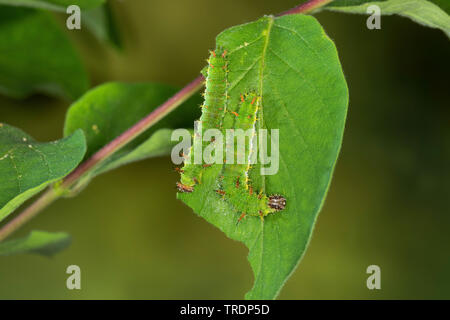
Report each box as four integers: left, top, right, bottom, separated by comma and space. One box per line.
0, 0, 449, 299
0, 231, 71, 256
0, 0, 105, 11
0, 7, 89, 100
326, 0, 450, 38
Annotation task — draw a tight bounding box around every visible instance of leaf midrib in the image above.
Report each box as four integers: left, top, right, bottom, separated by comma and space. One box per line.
250, 15, 274, 299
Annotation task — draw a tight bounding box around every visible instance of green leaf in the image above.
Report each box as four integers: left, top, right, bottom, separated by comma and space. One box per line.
326, 0, 450, 38
178, 15, 348, 299
0, 0, 104, 11
64, 82, 201, 183
0, 230, 71, 256
0, 124, 86, 222
83, 3, 122, 48
0, 7, 89, 99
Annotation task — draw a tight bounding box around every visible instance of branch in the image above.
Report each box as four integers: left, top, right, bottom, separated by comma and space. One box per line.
279, 0, 334, 16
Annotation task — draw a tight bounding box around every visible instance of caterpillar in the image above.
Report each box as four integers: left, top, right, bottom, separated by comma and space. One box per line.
216, 93, 286, 222
176, 48, 286, 222
176, 48, 228, 192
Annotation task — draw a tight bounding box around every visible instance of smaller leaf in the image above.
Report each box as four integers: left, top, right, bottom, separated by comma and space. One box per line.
1, 0, 120, 48
326, 0, 450, 38
0, 124, 86, 222
0, 230, 71, 256
83, 3, 122, 48
69, 129, 180, 195
0, 7, 89, 99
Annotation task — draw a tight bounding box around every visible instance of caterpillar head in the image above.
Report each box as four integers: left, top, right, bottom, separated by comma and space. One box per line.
268, 194, 286, 212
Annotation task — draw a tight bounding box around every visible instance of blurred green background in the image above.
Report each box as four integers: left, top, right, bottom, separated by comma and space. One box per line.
0, 0, 449, 299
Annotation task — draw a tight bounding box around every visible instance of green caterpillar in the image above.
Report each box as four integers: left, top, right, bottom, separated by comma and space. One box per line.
176, 48, 228, 192
216, 93, 286, 222
177, 48, 286, 221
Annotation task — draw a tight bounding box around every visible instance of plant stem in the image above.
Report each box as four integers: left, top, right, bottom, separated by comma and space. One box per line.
0, 189, 58, 242
279, 0, 334, 16
0, 0, 333, 242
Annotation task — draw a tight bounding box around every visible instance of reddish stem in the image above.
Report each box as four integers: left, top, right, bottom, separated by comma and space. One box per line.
279, 0, 333, 16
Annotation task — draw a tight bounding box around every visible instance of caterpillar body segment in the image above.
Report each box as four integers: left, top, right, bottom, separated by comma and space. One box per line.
219, 93, 286, 221
176, 49, 287, 222
178, 48, 229, 190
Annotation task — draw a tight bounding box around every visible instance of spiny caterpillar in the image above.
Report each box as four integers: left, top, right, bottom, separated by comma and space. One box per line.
176, 48, 228, 192
177, 48, 286, 222
216, 93, 286, 222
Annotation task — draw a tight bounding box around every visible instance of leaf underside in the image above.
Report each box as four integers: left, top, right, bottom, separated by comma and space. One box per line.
178, 14, 349, 299
83, 3, 122, 48
0, 230, 71, 256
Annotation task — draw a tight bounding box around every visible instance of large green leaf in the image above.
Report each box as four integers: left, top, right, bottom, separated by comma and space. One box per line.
0, 124, 86, 222
178, 14, 348, 299
0, 0, 104, 11
0, 7, 89, 99
64, 82, 201, 184
0, 230, 71, 256
326, 0, 450, 38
